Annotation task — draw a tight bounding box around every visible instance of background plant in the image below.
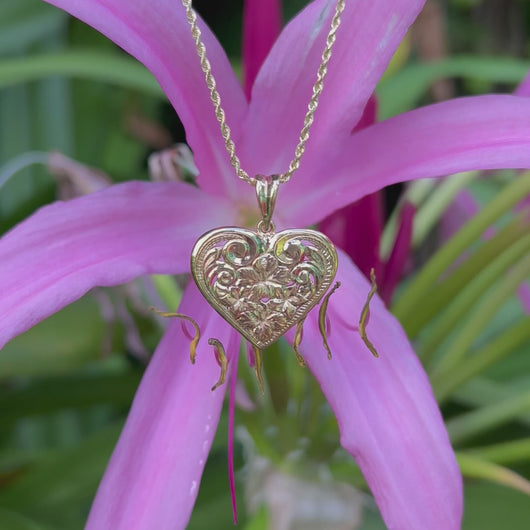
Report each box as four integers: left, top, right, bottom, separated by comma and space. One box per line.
0, 1, 529, 528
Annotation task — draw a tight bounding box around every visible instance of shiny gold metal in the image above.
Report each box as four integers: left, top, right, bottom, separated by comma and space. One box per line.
181, 0, 347, 385
255, 175, 279, 232
292, 319, 307, 367
180, 0, 345, 185
191, 225, 338, 350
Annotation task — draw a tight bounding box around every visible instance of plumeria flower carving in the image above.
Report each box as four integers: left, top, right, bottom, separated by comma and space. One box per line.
237, 253, 292, 301
3, 0, 530, 528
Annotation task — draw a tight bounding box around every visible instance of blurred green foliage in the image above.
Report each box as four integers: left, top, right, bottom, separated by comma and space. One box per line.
0, 0, 529, 528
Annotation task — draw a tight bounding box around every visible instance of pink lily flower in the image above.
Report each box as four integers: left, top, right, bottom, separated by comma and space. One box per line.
318, 95, 415, 305
4, 0, 530, 527
319, 96, 385, 283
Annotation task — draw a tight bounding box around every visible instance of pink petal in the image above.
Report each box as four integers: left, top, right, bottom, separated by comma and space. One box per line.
299, 251, 462, 529
355, 94, 378, 131
380, 202, 415, 304
440, 188, 481, 242
319, 96, 383, 280
515, 71, 530, 97
283, 95, 530, 226
238, 0, 424, 178
0, 181, 234, 349
319, 193, 384, 280
242, 0, 282, 98
44, 0, 247, 198
87, 283, 239, 529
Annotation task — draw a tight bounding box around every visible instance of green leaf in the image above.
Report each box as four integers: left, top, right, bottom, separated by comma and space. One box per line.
457, 453, 530, 496
0, 296, 112, 378
411, 215, 529, 340
393, 174, 530, 325
411, 171, 479, 246
0, 423, 122, 523
0, 507, 48, 530
454, 377, 530, 427
433, 319, 530, 401
465, 438, 530, 466
0, 3, 73, 230
378, 56, 530, 119
447, 389, 530, 445
151, 275, 182, 311
0, 51, 164, 98
463, 482, 530, 530
0, 1, 66, 53
243, 506, 268, 530
1, 368, 140, 429
430, 252, 530, 377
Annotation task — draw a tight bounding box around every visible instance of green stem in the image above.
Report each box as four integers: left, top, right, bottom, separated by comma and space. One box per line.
433, 318, 530, 402
447, 390, 530, 445
392, 174, 530, 324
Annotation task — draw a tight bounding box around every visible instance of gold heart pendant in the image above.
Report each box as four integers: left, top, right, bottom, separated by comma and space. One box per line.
191, 226, 338, 349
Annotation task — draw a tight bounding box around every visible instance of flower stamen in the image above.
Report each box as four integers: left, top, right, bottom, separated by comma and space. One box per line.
209, 338, 228, 391
150, 308, 201, 363
359, 269, 379, 358
318, 281, 341, 359
292, 318, 307, 366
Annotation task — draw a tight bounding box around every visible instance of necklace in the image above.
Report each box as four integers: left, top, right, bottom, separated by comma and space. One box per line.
176, 0, 346, 390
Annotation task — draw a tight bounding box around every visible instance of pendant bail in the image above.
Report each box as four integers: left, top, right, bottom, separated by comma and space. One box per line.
255, 174, 280, 232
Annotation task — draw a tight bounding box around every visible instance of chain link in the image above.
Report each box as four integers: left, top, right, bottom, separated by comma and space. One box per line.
181, 0, 345, 186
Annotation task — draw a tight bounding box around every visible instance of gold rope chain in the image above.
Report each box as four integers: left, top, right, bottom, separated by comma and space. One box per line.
181, 0, 346, 185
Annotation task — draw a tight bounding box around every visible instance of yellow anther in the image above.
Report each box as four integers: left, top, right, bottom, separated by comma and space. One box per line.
150, 307, 201, 363
292, 318, 307, 367
359, 269, 379, 358
208, 338, 228, 391
318, 282, 341, 359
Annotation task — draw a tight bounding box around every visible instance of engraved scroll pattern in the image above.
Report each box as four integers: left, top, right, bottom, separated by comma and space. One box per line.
194, 229, 336, 347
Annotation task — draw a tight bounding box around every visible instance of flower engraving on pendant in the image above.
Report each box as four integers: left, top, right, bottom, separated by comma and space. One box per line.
191, 227, 338, 349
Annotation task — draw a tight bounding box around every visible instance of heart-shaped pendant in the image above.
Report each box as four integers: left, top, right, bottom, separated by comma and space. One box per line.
191, 226, 338, 349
